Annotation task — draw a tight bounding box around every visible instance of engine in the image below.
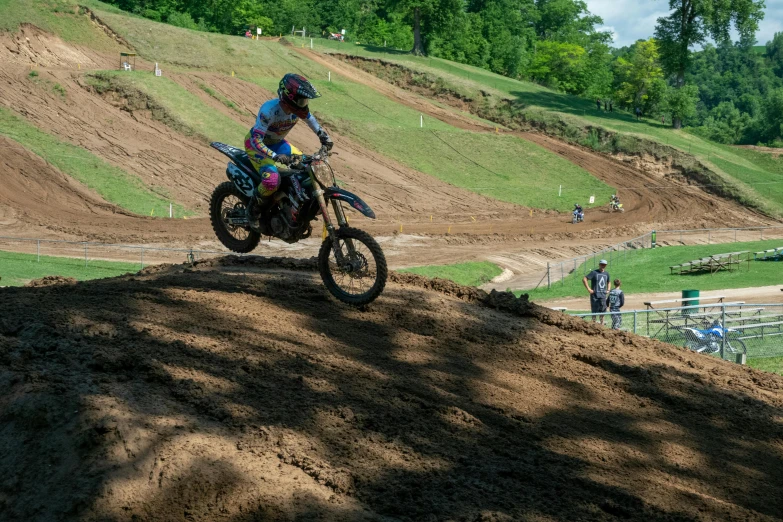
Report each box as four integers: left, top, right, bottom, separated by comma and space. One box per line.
269, 191, 312, 243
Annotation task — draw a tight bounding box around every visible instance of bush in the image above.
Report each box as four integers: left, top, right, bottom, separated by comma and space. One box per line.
28, 70, 38, 78
167, 11, 198, 31
142, 9, 162, 22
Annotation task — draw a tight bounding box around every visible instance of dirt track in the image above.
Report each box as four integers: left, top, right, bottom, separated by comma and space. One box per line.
1, 260, 782, 520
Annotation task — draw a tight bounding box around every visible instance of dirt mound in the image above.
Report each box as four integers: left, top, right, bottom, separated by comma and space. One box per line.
1, 261, 782, 521
23, 275, 78, 287
0, 22, 117, 69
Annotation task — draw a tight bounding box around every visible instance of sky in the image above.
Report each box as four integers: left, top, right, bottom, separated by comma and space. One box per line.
586, 0, 783, 48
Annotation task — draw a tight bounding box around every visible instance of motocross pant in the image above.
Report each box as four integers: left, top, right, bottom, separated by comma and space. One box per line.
244, 133, 302, 197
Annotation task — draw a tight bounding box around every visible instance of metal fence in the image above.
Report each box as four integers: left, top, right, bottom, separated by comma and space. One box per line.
571, 303, 783, 362
536, 225, 783, 291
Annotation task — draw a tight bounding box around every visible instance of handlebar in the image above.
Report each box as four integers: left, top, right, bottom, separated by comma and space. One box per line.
290, 145, 333, 167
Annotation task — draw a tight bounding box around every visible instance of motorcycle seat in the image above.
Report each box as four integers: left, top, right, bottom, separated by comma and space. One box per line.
210, 142, 262, 182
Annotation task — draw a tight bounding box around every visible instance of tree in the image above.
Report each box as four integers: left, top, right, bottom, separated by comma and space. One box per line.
767, 32, 783, 77
528, 40, 587, 93
663, 83, 699, 126
386, 0, 439, 54
654, 0, 764, 128
613, 39, 664, 110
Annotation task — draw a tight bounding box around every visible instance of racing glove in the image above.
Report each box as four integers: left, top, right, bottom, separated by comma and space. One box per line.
275, 154, 294, 165
317, 129, 334, 150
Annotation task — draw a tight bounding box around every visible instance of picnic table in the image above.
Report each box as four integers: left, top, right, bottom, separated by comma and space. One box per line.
753, 246, 783, 261
669, 251, 750, 275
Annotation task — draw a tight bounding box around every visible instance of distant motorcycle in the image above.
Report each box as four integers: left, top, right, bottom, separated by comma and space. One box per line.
681, 322, 747, 355
609, 201, 624, 212
572, 209, 584, 224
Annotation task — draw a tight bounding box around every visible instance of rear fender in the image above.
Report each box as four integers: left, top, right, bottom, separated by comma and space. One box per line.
327, 187, 376, 219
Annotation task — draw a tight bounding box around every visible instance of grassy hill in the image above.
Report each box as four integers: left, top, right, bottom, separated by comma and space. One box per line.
14, 0, 611, 212
302, 38, 783, 218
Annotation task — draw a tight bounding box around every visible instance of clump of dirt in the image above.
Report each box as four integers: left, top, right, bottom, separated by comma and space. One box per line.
1, 259, 782, 521
24, 275, 78, 287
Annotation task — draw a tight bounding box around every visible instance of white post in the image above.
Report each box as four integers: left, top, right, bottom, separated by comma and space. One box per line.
559, 185, 562, 197
169, 202, 173, 218
328, 71, 331, 82
420, 114, 423, 128
310, 38, 313, 49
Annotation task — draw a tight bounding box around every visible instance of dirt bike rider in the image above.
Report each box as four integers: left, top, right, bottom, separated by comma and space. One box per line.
610, 194, 621, 209
573, 203, 583, 219
244, 73, 333, 225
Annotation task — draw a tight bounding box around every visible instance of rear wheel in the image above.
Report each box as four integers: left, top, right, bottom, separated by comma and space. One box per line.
318, 227, 387, 306
210, 182, 260, 253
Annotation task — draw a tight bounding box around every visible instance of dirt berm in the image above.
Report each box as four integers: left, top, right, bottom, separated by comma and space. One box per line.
1, 259, 782, 521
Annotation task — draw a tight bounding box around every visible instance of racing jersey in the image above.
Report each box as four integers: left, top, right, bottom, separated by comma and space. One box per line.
247, 99, 322, 159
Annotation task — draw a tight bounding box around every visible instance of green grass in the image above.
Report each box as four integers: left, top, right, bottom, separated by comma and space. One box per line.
398, 261, 502, 287
0, 0, 121, 49
92, 71, 247, 145
0, 107, 186, 216
748, 356, 783, 375
300, 37, 783, 217
0, 250, 140, 286
526, 240, 783, 300
197, 82, 243, 113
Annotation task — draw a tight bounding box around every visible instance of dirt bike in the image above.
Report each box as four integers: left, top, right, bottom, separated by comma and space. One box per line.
680, 323, 747, 356
572, 210, 584, 224
609, 201, 624, 212
208, 142, 387, 306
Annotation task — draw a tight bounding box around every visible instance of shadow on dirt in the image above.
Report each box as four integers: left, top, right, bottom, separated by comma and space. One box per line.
1, 261, 781, 521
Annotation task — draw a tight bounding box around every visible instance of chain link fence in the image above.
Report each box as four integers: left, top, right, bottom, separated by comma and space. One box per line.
571, 303, 783, 363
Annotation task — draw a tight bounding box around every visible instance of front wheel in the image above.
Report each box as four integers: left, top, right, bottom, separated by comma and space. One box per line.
318, 227, 387, 306
726, 339, 747, 355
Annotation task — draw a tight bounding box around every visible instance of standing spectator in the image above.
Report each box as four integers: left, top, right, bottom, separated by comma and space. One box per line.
607, 279, 625, 330
661, 115, 666, 125
583, 260, 611, 325
635, 107, 642, 120
609, 100, 613, 112
604, 100, 608, 111
596, 98, 602, 111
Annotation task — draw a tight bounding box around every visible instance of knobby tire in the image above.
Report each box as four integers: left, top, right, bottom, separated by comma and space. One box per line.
210, 181, 261, 253
318, 227, 387, 306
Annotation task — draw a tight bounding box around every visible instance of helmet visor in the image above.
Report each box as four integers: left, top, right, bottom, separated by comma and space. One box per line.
294, 97, 309, 108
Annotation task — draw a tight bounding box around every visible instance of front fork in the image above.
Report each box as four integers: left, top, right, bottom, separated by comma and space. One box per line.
312, 180, 355, 266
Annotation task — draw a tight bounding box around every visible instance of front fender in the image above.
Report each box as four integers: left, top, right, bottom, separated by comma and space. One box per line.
327, 187, 376, 219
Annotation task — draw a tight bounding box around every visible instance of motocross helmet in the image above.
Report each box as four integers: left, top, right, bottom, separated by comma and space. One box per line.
278, 73, 321, 119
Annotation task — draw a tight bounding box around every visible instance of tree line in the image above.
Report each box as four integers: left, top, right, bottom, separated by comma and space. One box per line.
104, 0, 783, 145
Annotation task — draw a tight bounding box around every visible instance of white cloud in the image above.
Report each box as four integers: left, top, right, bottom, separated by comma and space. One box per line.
585, 0, 783, 48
